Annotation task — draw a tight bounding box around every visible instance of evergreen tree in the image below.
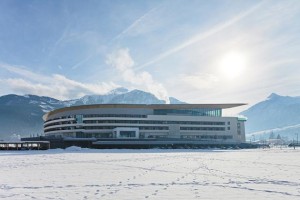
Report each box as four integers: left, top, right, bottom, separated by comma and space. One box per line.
269, 131, 275, 139
276, 134, 281, 140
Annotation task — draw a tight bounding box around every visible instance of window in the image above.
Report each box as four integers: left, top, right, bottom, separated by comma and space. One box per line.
119, 131, 136, 138
75, 115, 83, 123
180, 127, 225, 131
153, 108, 222, 117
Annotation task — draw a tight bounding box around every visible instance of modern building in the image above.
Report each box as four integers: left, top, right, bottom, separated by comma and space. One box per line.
42, 104, 247, 148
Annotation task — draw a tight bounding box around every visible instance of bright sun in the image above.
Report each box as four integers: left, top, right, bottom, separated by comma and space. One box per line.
219, 52, 246, 79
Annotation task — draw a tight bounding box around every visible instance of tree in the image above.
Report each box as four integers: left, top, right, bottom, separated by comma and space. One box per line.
269, 131, 275, 139
276, 134, 281, 140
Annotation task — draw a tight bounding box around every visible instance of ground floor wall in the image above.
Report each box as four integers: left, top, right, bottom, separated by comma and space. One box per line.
22, 137, 258, 149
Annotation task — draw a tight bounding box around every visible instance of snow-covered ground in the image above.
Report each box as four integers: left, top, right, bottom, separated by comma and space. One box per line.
0, 148, 299, 200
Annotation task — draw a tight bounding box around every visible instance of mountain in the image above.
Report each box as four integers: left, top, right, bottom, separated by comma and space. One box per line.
4, 90, 299, 141
64, 87, 130, 106
241, 93, 300, 140
64, 88, 186, 105
0, 94, 64, 139
169, 97, 186, 104
0, 88, 185, 139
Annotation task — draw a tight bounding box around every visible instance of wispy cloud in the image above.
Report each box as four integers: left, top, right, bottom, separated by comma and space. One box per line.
111, 6, 160, 42
46, 25, 71, 61
181, 73, 219, 90
71, 53, 95, 70
70, 7, 161, 72
0, 63, 118, 100
49, 27, 105, 71
135, 1, 264, 70
0, 63, 51, 82
106, 48, 169, 103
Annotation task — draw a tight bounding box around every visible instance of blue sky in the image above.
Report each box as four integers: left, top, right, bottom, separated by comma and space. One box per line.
0, 0, 300, 112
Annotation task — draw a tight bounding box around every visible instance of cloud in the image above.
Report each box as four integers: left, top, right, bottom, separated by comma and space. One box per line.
135, 1, 264, 70
0, 64, 119, 100
71, 53, 95, 70
0, 63, 51, 83
106, 48, 135, 71
181, 73, 219, 90
106, 48, 170, 103
112, 6, 160, 42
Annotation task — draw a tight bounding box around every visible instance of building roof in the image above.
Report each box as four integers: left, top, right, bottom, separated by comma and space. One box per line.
43, 103, 247, 121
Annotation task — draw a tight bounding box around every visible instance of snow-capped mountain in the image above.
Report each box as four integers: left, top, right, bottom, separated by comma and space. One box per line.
0, 88, 184, 139
241, 93, 300, 139
2, 90, 299, 141
64, 87, 130, 106
64, 88, 168, 106
0, 94, 65, 139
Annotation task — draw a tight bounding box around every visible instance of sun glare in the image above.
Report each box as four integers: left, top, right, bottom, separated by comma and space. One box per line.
219, 52, 246, 79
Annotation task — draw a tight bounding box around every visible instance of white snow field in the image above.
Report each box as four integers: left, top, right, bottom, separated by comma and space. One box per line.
0, 148, 299, 200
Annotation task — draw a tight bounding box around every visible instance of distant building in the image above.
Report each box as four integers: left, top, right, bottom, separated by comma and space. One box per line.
42, 104, 247, 146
